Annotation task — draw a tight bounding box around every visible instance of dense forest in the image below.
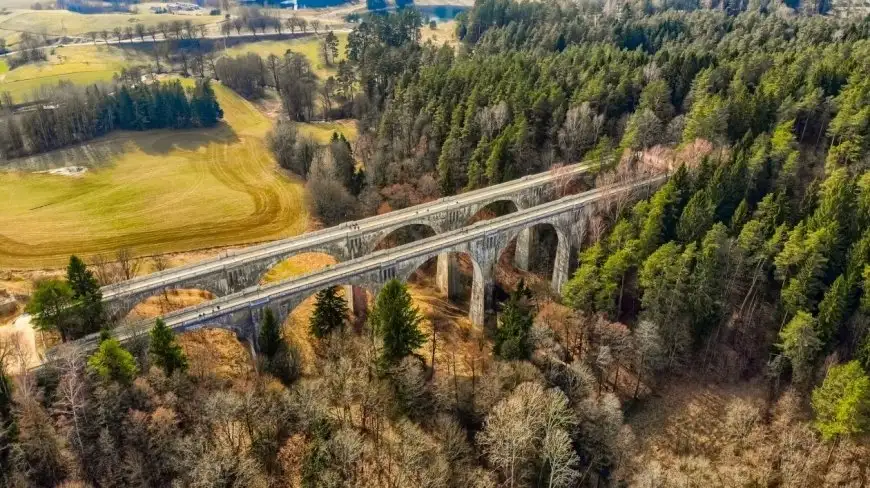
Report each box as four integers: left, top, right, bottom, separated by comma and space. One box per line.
4, 1, 870, 487
0, 79, 223, 160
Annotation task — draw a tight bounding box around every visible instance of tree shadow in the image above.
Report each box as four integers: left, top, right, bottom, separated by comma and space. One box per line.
131, 121, 241, 156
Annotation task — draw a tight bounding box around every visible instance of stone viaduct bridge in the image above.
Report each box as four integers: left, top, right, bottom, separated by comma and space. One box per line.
69, 174, 666, 354
101, 161, 603, 321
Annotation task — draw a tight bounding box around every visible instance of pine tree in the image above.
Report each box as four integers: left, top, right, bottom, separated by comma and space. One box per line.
778, 311, 822, 385
66, 255, 103, 337
811, 361, 870, 441
371, 279, 425, 368
88, 338, 138, 385
191, 79, 223, 128
259, 308, 282, 359
816, 274, 848, 343
495, 283, 534, 360
310, 286, 349, 339
149, 318, 187, 376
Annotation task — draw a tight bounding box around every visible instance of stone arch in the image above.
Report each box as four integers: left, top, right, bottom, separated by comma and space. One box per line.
258, 251, 341, 286
113, 285, 221, 323
372, 223, 438, 252
466, 199, 520, 226
498, 221, 572, 292
399, 250, 488, 327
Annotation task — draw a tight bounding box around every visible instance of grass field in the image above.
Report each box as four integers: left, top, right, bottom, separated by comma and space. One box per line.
296, 119, 358, 143
0, 82, 310, 269
0, 9, 217, 43
223, 32, 348, 79
421, 20, 457, 47
0, 33, 348, 102
0, 44, 149, 102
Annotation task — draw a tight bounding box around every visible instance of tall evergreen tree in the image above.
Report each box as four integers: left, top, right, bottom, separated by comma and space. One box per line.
494, 282, 535, 360
310, 286, 349, 339
149, 318, 188, 376
66, 255, 103, 337
811, 361, 870, 441
371, 279, 425, 368
191, 79, 223, 128
259, 308, 282, 359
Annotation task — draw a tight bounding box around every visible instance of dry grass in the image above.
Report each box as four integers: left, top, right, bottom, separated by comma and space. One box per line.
179, 328, 255, 381
0, 43, 150, 102
221, 32, 348, 79
125, 288, 215, 321
260, 252, 337, 284
420, 20, 457, 47
295, 119, 358, 143
0, 83, 309, 269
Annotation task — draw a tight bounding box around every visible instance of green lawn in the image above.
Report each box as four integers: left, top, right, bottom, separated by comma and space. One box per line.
222, 32, 348, 79
0, 83, 309, 269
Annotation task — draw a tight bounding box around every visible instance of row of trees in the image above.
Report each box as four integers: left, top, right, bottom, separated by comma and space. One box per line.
0, 79, 222, 159
214, 33, 348, 121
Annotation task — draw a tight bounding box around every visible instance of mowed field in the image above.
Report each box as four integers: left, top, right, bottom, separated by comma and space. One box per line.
0, 44, 150, 102
0, 83, 311, 269
0, 9, 217, 46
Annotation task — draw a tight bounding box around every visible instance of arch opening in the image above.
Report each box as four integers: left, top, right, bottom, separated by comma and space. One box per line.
125, 288, 216, 322
499, 223, 560, 285
403, 251, 489, 370
260, 252, 339, 285
466, 199, 519, 225
373, 223, 437, 252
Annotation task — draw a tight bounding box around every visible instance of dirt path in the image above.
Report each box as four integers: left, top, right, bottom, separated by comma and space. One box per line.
0, 313, 40, 373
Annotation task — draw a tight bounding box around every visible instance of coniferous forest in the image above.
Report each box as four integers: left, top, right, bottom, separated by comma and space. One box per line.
4, 1, 870, 487
0, 79, 223, 160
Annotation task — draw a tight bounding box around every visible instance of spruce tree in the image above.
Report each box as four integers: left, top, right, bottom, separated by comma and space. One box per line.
371, 279, 425, 368
192, 79, 223, 128
149, 318, 188, 376
310, 286, 349, 339
259, 308, 282, 359
66, 255, 103, 337
495, 282, 534, 360
811, 361, 870, 441
88, 338, 138, 385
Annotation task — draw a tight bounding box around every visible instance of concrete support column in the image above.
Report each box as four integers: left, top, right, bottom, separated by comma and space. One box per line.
514, 227, 536, 271
551, 236, 571, 294
470, 269, 494, 329
344, 285, 368, 318
436, 253, 460, 300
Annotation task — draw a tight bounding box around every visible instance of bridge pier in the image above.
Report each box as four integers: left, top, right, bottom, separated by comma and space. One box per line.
551, 236, 571, 294
470, 272, 494, 329
344, 285, 369, 318
514, 227, 536, 271
436, 253, 461, 300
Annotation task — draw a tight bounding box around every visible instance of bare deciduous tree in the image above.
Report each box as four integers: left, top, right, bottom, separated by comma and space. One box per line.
116, 247, 142, 281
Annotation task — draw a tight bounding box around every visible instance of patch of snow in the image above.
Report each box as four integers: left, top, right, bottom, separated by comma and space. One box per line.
35, 165, 89, 177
